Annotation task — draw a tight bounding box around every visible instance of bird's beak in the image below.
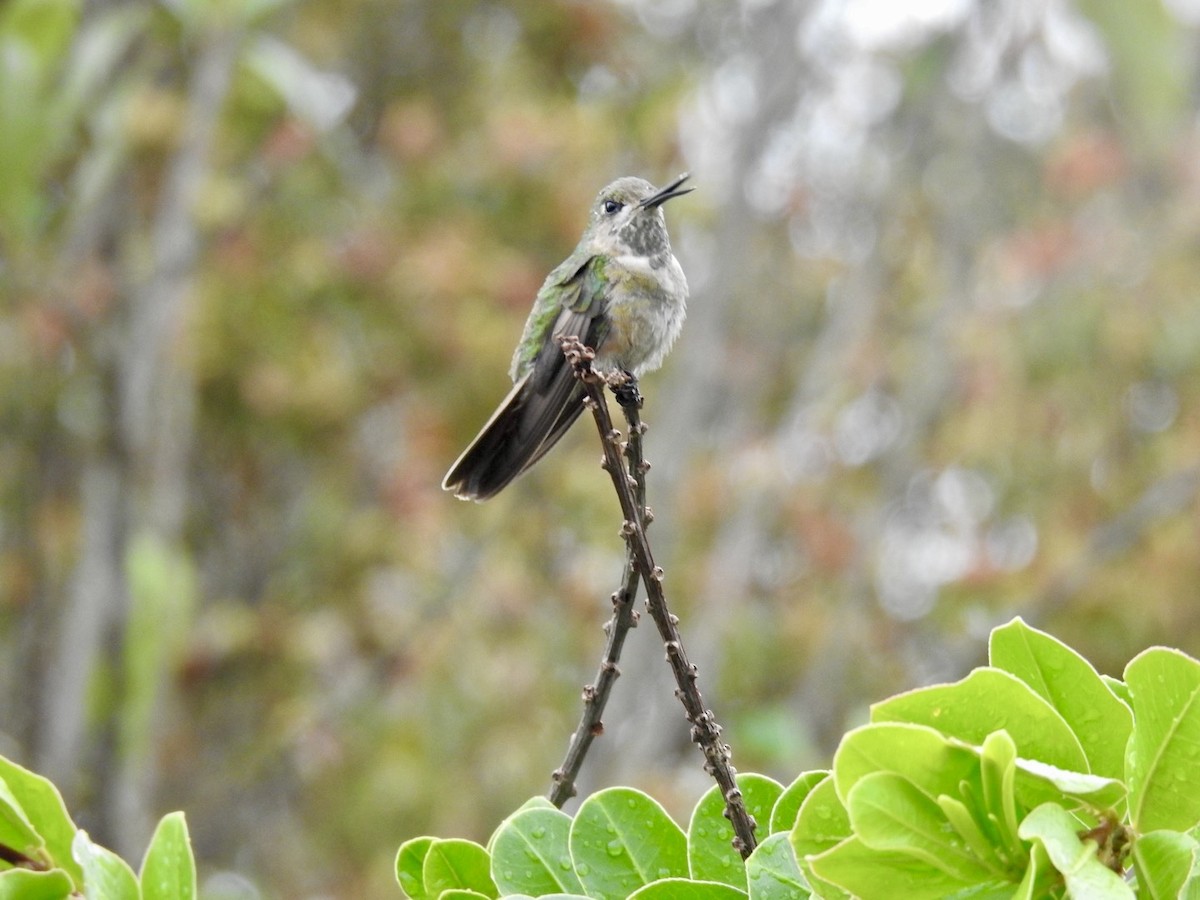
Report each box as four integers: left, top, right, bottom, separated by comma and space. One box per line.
640, 172, 694, 209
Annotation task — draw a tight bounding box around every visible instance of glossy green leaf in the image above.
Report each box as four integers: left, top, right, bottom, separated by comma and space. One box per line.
833, 722, 980, 804
744, 832, 808, 899
1011, 757, 1124, 808
846, 771, 999, 883
72, 830, 139, 900
1125, 647, 1200, 832
806, 835, 983, 900
0, 868, 74, 900
871, 668, 1089, 773
989, 617, 1132, 779
1017, 803, 1132, 899
569, 787, 687, 900
139, 812, 196, 900
435, 892, 490, 900
788, 775, 848, 859
687, 773, 782, 887
1102, 676, 1132, 709
422, 839, 496, 898
626, 877, 747, 899
935, 794, 1007, 875
1133, 830, 1198, 900
768, 771, 827, 834
0, 775, 43, 867
788, 775, 851, 900
487, 796, 555, 854
490, 806, 583, 896
0, 756, 80, 884
396, 836, 435, 900
1011, 841, 1057, 900
978, 730, 1020, 842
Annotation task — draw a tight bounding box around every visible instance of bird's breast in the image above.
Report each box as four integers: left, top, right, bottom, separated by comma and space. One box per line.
595, 253, 688, 376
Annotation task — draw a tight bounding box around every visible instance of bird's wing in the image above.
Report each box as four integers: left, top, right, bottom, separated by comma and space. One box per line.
510, 248, 595, 381
515, 257, 611, 472
442, 256, 611, 499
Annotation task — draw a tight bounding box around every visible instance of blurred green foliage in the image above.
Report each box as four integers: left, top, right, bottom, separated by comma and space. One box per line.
3, 0, 1200, 897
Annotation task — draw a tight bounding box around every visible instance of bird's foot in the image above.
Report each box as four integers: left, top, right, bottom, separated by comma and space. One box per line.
610, 371, 643, 409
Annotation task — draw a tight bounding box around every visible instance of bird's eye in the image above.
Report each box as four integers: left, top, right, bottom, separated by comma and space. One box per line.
602, 199, 623, 215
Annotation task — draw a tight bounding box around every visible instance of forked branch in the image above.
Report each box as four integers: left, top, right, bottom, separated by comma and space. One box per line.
553, 336, 758, 858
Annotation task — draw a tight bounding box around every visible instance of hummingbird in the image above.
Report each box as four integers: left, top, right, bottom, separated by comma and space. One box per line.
443, 173, 693, 501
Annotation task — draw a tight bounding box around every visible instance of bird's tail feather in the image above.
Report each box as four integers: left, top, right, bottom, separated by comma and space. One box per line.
441, 373, 585, 501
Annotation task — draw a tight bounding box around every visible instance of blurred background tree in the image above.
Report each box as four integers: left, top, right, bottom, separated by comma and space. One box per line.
3, 0, 1200, 896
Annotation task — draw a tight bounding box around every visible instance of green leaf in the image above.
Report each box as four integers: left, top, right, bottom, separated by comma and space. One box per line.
138, 812, 195, 900
935, 795, 1008, 876
1125, 647, 1200, 832
0, 776, 43, 866
871, 668, 1089, 773
0, 757, 81, 885
396, 836, 435, 899
989, 617, 1133, 779
0, 868, 74, 900
1133, 830, 1198, 900
846, 771, 999, 883
687, 773, 782, 887
626, 877, 747, 899
769, 771, 827, 834
72, 829, 139, 900
833, 723, 980, 804
788, 775, 851, 900
486, 796, 555, 854
569, 787, 687, 900
788, 775, 849, 860
1017, 803, 1133, 899
490, 806, 583, 896
806, 835, 985, 900
744, 832, 808, 899
435, 892, 490, 900
1102, 676, 1132, 709
979, 731, 1022, 855
422, 839, 496, 898
1011, 840, 1057, 900
1011, 757, 1125, 809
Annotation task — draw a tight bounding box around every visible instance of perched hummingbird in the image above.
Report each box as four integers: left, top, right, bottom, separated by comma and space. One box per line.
443, 173, 693, 501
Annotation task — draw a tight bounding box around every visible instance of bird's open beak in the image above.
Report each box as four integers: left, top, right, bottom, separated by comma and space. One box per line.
640, 172, 694, 209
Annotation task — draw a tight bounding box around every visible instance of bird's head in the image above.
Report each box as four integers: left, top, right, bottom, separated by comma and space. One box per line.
583, 173, 693, 258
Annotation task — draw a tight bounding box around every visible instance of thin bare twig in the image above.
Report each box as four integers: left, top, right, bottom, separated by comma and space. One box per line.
549, 546, 641, 806
558, 336, 758, 858
548, 373, 650, 806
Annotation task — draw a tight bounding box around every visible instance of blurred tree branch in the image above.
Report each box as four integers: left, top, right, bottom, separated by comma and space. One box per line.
40, 20, 240, 859
1032, 465, 1200, 623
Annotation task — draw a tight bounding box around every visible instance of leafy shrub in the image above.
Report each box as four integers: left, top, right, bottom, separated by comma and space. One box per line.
395, 618, 1200, 900
2, 617, 1198, 899
0, 752, 195, 899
